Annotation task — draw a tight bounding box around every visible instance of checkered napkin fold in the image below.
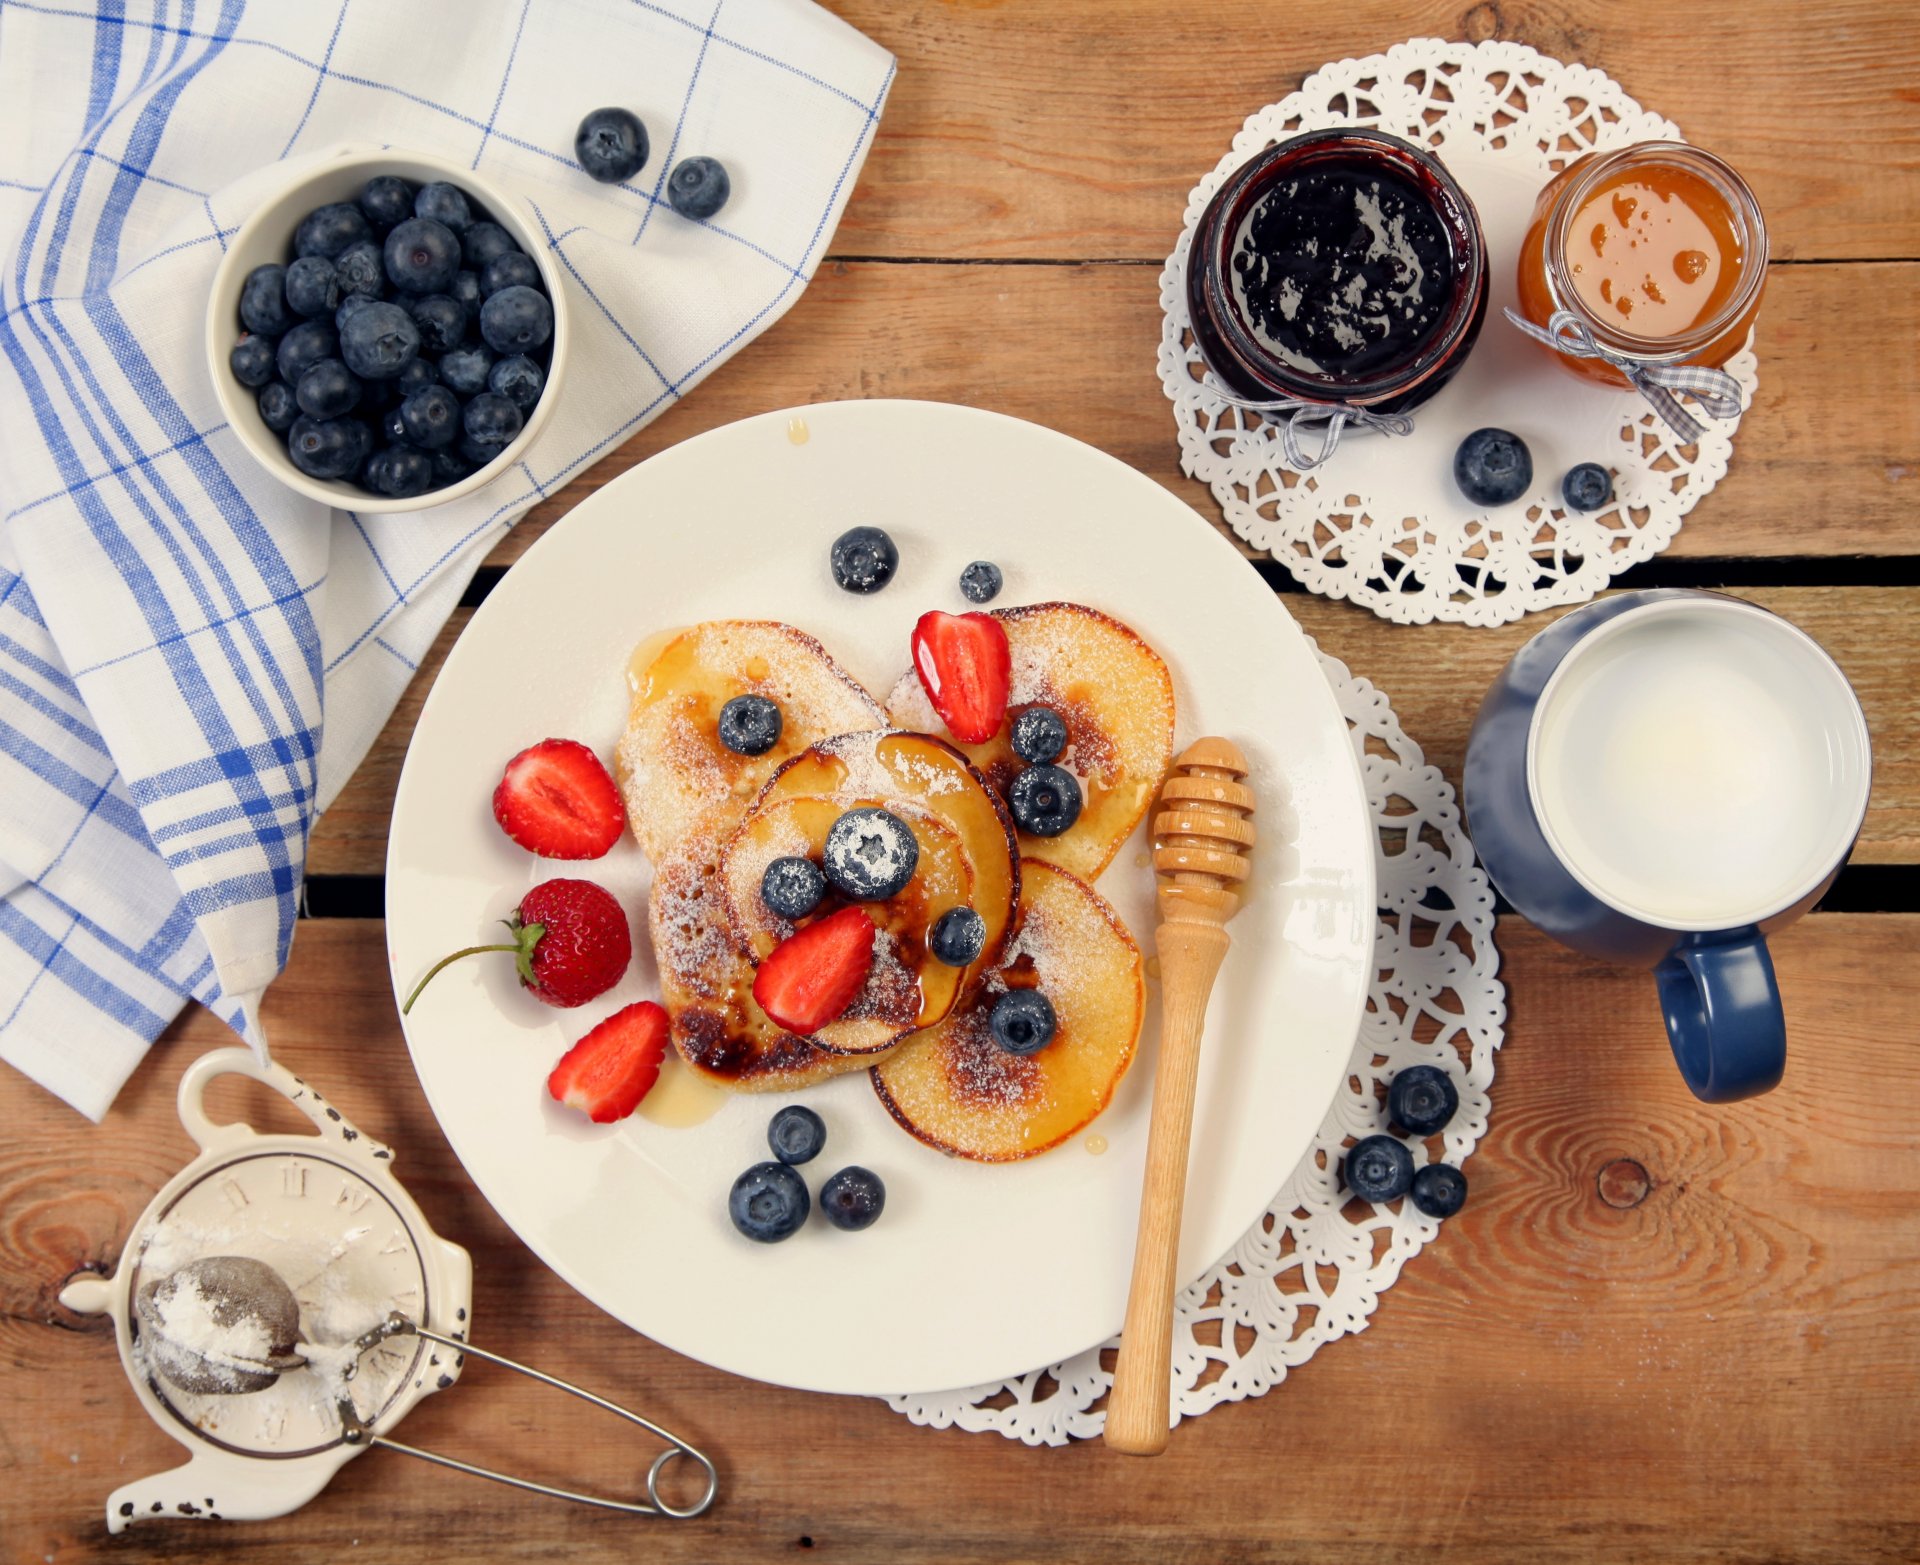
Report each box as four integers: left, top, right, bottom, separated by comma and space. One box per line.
0, 0, 894, 1119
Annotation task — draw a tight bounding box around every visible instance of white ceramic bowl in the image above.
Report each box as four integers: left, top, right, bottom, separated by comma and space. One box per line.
206, 146, 570, 513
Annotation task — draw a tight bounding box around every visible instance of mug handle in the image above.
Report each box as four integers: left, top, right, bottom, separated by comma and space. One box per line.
1655, 937, 1786, 1102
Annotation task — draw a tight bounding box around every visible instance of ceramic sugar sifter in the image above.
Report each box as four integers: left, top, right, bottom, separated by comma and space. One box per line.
61, 1047, 716, 1531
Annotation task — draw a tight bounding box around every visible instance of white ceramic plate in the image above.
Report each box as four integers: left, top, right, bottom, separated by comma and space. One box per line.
387, 400, 1374, 1396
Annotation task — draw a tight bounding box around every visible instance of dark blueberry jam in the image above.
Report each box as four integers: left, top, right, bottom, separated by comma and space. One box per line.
1228, 163, 1453, 379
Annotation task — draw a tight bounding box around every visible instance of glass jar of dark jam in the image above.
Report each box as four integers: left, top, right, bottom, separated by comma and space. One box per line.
1186, 129, 1488, 416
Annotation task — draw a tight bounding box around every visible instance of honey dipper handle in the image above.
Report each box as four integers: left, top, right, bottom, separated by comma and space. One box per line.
1104, 919, 1231, 1455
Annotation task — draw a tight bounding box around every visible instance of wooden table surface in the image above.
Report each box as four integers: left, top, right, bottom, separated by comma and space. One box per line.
6, 4, 1918, 1561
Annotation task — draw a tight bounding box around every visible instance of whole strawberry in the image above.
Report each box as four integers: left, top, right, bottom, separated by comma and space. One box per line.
402, 877, 631, 1013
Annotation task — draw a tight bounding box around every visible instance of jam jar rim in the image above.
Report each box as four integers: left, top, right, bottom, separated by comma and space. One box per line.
1194, 127, 1489, 408
1540, 139, 1769, 363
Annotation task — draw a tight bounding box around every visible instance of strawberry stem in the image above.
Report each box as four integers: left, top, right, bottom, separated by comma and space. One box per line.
401, 941, 523, 1015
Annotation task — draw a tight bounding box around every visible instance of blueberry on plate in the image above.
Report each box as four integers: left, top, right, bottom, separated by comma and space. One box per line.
1344, 1134, 1415, 1203
1387, 1064, 1459, 1137
480, 251, 541, 297
407, 293, 467, 354
488, 353, 545, 411
1409, 1163, 1468, 1219
1454, 427, 1533, 507
462, 221, 518, 271
1007, 764, 1082, 838
286, 415, 365, 481
399, 384, 462, 450
819, 1166, 885, 1232
829, 525, 897, 593
767, 1105, 827, 1167
459, 432, 509, 470
928, 906, 986, 967
1010, 706, 1068, 765
338, 301, 420, 380
275, 319, 338, 386
575, 106, 649, 184
333, 240, 385, 300
365, 445, 435, 499
666, 155, 731, 220
1562, 461, 1613, 512
383, 216, 461, 295
823, 807, 919, 900
283, 255, 339, 318
989, 989, 1056, 1056
295, 358, 361, 420
256, 380, 298, 433
463, 392, 523, 446
395, 356, 439, 397
295, 201, 371, 261
438, 343, 496, 397
479, 285, 553, 355
958, 560, 1003, 604
717, 693, 782, 757
761, 856, 826, 921
358, 175, 415, 234
239, 263, 294, 336
229, 334, 277, 388
413, 180, 472, 234
448, 268, 483, 313
728, 1161, 808, 1243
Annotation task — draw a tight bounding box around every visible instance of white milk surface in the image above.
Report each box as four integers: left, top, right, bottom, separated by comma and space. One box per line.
1531, 603, 1868, 927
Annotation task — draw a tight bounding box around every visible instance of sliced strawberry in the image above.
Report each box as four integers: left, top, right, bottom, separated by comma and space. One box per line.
493, 739, 625, 859
547, 1001, 670, 1123
753, 906, 877, 1035
911, 611, 1011, 745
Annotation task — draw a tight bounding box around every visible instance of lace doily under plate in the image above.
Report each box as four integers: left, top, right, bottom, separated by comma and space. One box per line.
884, 643, 1506, 1443
1157, 38, 1760, 627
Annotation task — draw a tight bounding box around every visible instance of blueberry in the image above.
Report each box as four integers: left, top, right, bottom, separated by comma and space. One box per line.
1007, 764, 1081, 837
488, 354, 545, 411
1409, 1163, 1468, 1219
449, 268, 483, 313
824, 807, 918, 900
438, 343, 496, 397
295, 201, 371, 261
399, 384, 461, 449
959, 560, 1002, 604
407, 293, 468, 354
383, 217, 461, 295
334, 292, 377, 333
716, 693, 782, 757
286, 415, 363, 480
333, 240, 384, 300
413, 180, 472, 234
1010, 707, 1067, 765
928, 906, 986, 967
666, 155, 731, 220
229, 334, 277, 388
829, 525, 897, 593
295, 358, 361, 420
767, 1105, 826, 1167
760, 856, 826, 921
339, 301, 421, 381
358, 175, 415, 234
1387, 1064, 1459, 1137
727, 1161, 808, 1243
256, 379, 298, 433
366, 445, 434, 499
1344, 1134, 1415, 1203
276, 319, 338, 385
381, 405, 409, 446
284, 255, 340, 318
479, 285, 552, 355
480, 251, 541, 297
1453, 427, 1533, 507
459, 433, 509, 469
461, 221, 518, 271
819, 1166, 885, 1232
1562, 461, 1613, 512
239, 263, 294, 336
988, 989, 1056, 1056
430, 447, 475, 486
395, 356, 439, 397
575, 107, 649, 184
463, 392, 523, 447
359, 376, 400, 413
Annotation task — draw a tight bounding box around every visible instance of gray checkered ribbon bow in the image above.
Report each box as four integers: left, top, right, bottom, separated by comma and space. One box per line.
1201, 379, 1416, 471
1503, 308, 1743, 443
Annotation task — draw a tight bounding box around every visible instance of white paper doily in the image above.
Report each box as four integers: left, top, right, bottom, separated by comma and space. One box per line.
884, 642, 1506, 1443
1156, 39, 1760, 627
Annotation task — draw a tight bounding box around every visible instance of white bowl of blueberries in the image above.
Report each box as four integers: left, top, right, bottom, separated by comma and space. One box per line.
207, 146, 570, 511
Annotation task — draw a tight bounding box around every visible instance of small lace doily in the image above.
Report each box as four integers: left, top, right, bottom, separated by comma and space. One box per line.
1156, 38, 1760, 627
883, 642, 1506, 1443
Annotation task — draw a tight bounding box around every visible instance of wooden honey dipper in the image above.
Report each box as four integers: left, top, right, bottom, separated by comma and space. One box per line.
1106, 737, 1255, 1455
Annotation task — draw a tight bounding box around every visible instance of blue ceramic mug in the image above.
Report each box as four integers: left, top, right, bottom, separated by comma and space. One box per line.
1464, 590, 1871, 1102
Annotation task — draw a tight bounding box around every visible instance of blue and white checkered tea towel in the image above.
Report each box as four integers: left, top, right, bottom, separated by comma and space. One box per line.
0, 0, 894, 1119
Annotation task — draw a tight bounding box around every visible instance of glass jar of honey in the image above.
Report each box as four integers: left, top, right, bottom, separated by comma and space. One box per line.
1514, 141, 1767, 389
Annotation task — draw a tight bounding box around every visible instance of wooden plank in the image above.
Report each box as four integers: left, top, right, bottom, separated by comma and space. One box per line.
821, 0, 1920, 262
4, 915, 1916, 1563
309, 585, 1920, 876
470, 259, 1920, 570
